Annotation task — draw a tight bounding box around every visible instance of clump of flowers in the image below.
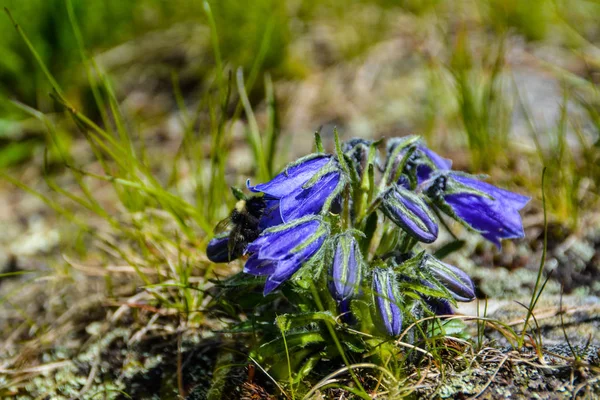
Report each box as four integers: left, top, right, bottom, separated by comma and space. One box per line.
208, 134, 529, 338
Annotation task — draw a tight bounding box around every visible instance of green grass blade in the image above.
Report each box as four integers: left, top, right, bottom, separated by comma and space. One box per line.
520, 167, 548, 346
236, 68, 269, 182
4, 8, 66, 102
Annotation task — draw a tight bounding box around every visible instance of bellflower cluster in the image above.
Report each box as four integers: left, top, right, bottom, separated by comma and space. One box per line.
207, 134, 529, 338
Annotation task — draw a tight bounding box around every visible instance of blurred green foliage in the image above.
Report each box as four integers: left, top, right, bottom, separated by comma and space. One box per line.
211, 0, 289, 74
0, 0, 419, 125
485, 0, 600, 45
2, 0, 600, 117
1, 0, 599, 226
0, 0, 206, 117
449, 29, 510, 172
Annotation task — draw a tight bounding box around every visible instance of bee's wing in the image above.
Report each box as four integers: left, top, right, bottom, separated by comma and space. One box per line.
214, 217, 234, 234
228, 230, 244, 259
264, 200, 279, 216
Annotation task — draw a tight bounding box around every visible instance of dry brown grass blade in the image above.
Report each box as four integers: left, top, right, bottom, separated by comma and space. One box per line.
0, 360, 72, 375
467, 354, 509, 400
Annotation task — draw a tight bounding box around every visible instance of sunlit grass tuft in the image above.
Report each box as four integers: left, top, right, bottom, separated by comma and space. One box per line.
516, 81, 600, 229
2, 0, 280, 328
448, 28, 511, 172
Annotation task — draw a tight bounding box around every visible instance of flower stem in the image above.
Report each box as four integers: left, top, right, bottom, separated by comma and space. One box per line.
309, 282, 366, 394
278, 321, 296, 398
342, 185, 351, 230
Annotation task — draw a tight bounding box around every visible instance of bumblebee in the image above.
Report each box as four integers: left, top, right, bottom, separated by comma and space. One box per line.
208, 194, 266, 262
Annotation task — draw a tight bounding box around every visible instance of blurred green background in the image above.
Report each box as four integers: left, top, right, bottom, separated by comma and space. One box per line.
1, 0, 599, 226
2, 0, 600, 119
0, 0, 292, 118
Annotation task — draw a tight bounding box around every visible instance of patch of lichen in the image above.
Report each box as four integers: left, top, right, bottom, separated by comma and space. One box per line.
3, 328, 130, 399
415, 346, 600, 399
1, 310, 214, 400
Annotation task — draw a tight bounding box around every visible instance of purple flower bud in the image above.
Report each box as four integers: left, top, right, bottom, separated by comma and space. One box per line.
373, 268, 403, 336
206, 234, 236, 263
381, 186, 438, 243
424, 298, 454, 316
329, 234, 363, 302
386, 138, 452, 185
423, 255, 475, 302
343, 138, 378, 175
244, 217, 329, 295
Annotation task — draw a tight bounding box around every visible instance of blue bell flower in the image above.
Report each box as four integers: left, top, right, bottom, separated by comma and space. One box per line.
244, 216, 329, 295
425, 172, 530, 247
373, 268, 403, 336
248, 155, 344, 223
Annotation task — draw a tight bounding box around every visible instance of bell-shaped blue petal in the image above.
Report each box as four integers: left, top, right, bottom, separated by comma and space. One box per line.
427, 172, 530, 248
258, 198, 283, 231
373, 268, 403, 336
453, 174, 530, 208
243, 217, 329, 295
381, 186, 439, 243
248, 155, 331, 198
248, 155, 344, 223
243, 253, 278, 276
329, 234, 363, 302
280, 172, 341, 222
206, 234, 235, 263
423, 255, 475, 302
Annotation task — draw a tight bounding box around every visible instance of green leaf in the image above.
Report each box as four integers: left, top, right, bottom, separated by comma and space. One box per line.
400, 281, 448, 299
257, 331, 326, 360
391, 250, 426, 272
428, 318, 470, 340
276, 311, 337, 332
433, 240, 466, 259
230, 186, 246, 201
